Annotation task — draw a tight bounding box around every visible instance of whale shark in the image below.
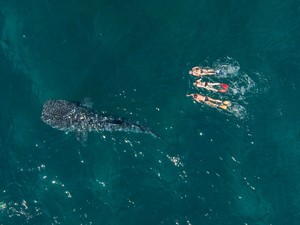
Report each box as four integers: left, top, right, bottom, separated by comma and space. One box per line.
41, 99, 158, 142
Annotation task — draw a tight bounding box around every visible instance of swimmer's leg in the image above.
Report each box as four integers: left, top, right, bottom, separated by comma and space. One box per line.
206, 87, 218, 92
206, 101, 219, 108
209, 83, 221, 86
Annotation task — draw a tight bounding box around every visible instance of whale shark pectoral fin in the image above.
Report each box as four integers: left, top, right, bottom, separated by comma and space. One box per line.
81, 97, 93, 109
75, 131, 88, 144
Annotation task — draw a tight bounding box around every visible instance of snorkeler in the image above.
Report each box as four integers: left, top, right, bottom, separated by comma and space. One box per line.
193, 79, 229, 92
189, 66, 220, 77
193, 79, 220, 92
186, 93, 231, 110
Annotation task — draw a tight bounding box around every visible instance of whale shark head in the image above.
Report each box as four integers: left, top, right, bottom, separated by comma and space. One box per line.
41, 100, 76, 130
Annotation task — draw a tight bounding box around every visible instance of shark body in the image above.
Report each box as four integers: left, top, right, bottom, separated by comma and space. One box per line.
41, 99, 156, 142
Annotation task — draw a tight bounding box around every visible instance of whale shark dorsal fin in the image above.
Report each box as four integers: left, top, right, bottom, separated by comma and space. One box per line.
81, 97, 93, 109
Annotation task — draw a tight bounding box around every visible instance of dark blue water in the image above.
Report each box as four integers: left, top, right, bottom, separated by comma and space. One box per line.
1, 0, 300, 224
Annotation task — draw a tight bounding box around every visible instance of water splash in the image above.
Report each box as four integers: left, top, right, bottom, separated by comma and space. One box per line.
213, 57, 240, 78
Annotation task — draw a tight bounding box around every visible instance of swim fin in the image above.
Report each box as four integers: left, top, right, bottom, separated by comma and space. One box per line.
218, 83, 229, 93
222, 100, 231, 106
218, 100, 231, 110
218, 105, 228, 110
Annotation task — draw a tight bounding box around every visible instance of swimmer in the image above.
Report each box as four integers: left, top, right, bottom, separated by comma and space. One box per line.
193, 79, 221, 92
186, 93, 222, 108
189, 66, 220, 77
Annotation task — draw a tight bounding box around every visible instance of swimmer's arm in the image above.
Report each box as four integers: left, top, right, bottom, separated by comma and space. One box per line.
206, 87, 218, 92
186, 94, 199, 102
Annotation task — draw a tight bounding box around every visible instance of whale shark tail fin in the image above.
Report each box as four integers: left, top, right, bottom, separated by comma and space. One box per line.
131, 122, 168, 143
152, 132, 168, 143
143, 127, 168, 143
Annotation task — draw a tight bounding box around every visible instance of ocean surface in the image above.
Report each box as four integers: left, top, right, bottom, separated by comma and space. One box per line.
0, 0, 300, 224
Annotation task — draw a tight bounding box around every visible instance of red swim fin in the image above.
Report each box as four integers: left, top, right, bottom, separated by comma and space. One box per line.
221, 83, 229, 89
218, 89, 227, 93
218, 83, 229, 92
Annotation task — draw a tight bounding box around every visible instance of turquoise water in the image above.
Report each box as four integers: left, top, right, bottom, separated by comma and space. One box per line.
1, 0, 300, 224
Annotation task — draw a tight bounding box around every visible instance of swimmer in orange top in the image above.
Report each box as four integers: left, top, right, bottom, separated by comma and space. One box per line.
189, 66, 220, 76
193, 79, 221, 92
